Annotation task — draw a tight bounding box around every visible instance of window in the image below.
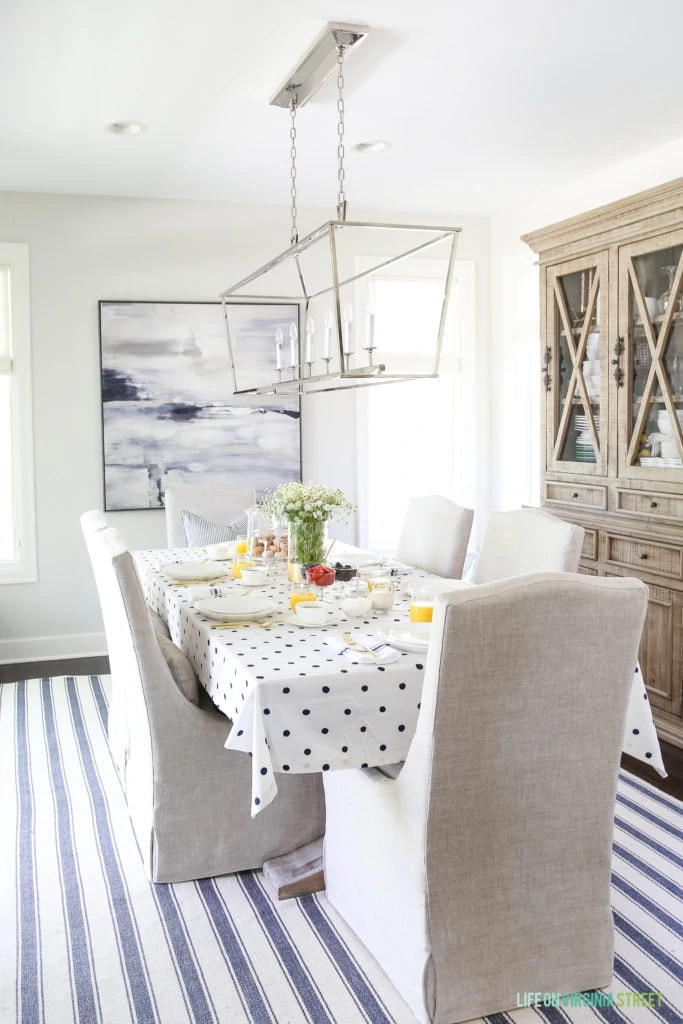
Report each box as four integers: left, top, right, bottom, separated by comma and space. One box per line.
0, 243, 36, 583
356, 260, 476, 556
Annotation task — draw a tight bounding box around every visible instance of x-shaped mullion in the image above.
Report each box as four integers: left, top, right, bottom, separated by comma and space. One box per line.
553, 271, 600, 461
627, 255, 683, 465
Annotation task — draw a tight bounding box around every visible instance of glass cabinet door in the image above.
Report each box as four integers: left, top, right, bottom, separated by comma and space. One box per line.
545, 253, 607, 475
619, 231, 683, 482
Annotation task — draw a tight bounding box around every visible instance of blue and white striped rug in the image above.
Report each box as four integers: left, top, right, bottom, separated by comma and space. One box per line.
0, 676, 681, 1024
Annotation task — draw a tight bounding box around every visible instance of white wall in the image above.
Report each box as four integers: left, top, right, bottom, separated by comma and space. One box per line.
490, 135, 683, 512
0, 191, 490, 662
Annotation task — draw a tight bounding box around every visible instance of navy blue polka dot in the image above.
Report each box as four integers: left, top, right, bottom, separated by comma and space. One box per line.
260, 767, 267, 775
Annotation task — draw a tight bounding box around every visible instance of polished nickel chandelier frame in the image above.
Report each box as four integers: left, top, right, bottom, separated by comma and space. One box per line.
220, 22, 461, 396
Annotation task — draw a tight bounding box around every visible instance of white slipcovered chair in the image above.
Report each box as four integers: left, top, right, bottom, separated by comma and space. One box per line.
164, 482, 256, 547
80, 510, 128, 780
396, 495, 474, 578
85, 522, 325, 883
323, 572, 648, 1023
472, 507, 584, 583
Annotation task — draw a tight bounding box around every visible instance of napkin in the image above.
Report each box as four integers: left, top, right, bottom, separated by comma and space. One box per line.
186, 584, 228, 601
332, 633, 401, 664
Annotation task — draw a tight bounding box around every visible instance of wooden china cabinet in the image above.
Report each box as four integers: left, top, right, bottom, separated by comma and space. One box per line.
524, 177, 683, 749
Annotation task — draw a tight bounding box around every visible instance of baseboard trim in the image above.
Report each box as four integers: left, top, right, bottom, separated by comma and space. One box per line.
0, 633, 107, 665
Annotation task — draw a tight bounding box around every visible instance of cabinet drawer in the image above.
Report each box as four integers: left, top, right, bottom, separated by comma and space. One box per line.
603, 534, 683, 580
616, 488, 683, 522
582, 529, 598, 560
544, 482, 607, 510
578, 565, 598, 576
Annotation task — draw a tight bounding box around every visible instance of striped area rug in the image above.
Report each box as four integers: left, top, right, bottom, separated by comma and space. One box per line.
0, 677, 681, 1024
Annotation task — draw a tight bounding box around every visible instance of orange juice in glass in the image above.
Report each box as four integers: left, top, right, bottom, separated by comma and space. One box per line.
409, 589, 434, 623
290, 589, 316, 612
235, 537, 248, 556
232, 557, 253, 579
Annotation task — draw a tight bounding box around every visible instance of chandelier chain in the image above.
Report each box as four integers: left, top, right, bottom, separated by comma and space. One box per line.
289, 95, 298, 245
336, 44, 347, 221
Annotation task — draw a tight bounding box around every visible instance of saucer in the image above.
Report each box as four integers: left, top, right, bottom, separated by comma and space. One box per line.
285, 614, 338, 629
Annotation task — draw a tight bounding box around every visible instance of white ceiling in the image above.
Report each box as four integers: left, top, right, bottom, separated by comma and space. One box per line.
2, 0, 683, 216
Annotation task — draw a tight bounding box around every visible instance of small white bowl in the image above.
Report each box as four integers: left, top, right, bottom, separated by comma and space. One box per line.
239, 566, 270, 585
295, 601, 329, 626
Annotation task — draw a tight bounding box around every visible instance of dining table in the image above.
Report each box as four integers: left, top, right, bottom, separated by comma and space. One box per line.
135, 544, 667, 815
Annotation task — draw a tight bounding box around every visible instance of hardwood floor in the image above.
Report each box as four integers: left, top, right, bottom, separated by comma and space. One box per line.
0, 656, 110, 685
1, 655, 681, 801
622, 741, 683, 801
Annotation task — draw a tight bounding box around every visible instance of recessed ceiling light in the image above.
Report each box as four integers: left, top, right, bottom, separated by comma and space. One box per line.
105, 121, 147, 136
353, 139, 391, 153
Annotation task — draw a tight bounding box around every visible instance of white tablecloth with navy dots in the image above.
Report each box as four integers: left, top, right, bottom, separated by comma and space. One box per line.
134, 547, 667, 815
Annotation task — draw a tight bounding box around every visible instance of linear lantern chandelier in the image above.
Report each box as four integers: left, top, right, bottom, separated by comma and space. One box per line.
220, 22, 461, 395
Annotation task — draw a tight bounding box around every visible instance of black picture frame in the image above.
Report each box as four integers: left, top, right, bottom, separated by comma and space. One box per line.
98, 300, 302, 511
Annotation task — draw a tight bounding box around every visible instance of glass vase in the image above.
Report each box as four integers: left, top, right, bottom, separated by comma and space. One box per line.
287, 518, 328, 582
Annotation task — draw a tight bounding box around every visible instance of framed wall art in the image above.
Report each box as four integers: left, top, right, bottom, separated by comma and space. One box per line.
99, 300, 301, 511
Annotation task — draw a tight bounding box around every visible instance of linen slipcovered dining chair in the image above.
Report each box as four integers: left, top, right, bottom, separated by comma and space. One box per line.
322, 572, 648, 1023
164, 482, 256, 547
396, 495, 474, 578
87, 523, 325, 883
472, 507, 584, 583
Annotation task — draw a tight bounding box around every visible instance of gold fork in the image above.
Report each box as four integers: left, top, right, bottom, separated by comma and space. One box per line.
169, 578, 225, 587
341, 632, 379, 658
213, 619, 274, 630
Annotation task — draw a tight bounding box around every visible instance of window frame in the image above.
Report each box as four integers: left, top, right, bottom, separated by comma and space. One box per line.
0, 242, 37, 584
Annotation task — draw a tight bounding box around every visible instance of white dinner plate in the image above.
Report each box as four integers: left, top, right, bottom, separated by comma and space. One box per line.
377, 623, 431, 652
162, 561, 227, 581
194, 596, 276, 621
284, 614, 339, 628
398, 577, 473, 599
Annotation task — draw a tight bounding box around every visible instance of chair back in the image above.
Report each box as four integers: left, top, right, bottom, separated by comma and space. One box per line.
404, 571, 647, 1021
164, 482, 256, 546
81, 510, 129, 778
396, 495, 474, 578
473, 507, 583, 583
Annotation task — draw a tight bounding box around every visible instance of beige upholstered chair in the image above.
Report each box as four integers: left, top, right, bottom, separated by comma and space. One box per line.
473, 507, 584, 583
323, 572, 648, 1024
164, 482, 256, 547
396, 495, 474, 578
86, 523, 325, 883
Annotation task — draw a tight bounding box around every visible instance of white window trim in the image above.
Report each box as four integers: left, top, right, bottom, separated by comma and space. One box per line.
0, 242, 37, 584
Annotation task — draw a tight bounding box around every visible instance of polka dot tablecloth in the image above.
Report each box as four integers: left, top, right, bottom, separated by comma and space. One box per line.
135, 548, 667, 815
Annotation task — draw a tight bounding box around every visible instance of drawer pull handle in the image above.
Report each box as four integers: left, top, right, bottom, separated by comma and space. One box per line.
639, 553, 648, 560
650, 501, 658, 509
571, 492, 579, 499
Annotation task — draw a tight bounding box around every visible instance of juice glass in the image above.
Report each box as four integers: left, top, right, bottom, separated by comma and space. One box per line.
409, 589, 434, 623
232, 557, 253, 579
235, 536, 249, 556
290, 588, 317, 613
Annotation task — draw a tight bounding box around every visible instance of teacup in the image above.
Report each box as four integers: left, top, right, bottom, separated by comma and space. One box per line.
206, 542, 236, 560
295, 601, 328, 626
239, 566, 270, 585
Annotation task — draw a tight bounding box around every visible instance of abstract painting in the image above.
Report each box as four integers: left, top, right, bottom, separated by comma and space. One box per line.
99, 301, 301, 511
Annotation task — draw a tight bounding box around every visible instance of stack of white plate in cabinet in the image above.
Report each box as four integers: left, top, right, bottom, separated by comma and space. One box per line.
575, 413, 599, 463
